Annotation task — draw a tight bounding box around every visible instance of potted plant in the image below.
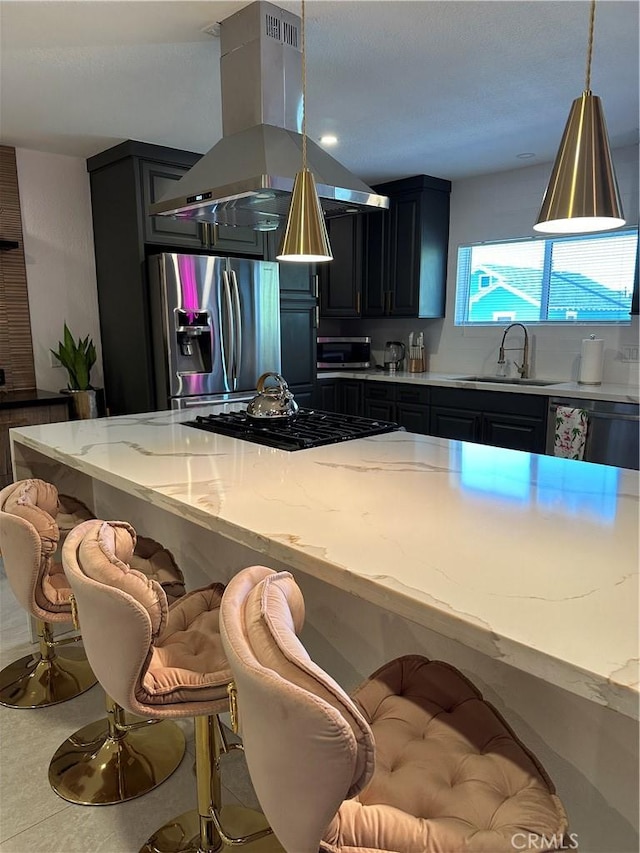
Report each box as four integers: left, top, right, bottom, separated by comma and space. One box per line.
51, 324, 101, 419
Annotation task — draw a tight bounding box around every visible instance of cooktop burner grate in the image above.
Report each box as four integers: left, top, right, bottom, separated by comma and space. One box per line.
184, 409, 402, 451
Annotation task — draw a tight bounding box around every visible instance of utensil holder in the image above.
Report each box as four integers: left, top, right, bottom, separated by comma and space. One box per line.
408, 352, 426, 373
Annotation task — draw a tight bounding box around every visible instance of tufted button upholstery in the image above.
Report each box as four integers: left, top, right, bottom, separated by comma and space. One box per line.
220, 568, 569, 853
140, 585, 230, 704
63, 520, 230, 720
0, 479, 186, 614
336, 655, 568, 852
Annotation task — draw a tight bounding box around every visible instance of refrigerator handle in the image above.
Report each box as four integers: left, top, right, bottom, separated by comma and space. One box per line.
230, 270, 243, 391
221, 270, 234, 390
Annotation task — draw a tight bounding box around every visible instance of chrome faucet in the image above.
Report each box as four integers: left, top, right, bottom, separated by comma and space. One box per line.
498, 323, 529, 378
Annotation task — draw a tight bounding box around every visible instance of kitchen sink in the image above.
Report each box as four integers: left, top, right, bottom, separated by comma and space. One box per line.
457, 376, 563, 387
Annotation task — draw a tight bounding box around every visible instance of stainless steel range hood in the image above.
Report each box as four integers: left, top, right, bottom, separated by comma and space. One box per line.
150, 0, 388, 230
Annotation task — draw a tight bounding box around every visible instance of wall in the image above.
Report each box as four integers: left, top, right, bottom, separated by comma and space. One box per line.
15, 148, 103, 393
337, 143, 639, 386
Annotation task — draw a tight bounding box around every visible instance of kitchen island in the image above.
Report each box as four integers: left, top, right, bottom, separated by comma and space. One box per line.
9, 409, 640, 851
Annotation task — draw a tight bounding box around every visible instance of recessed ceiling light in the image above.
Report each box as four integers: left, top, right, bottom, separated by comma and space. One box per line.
516, 152, 535, 160
320, 135, 338, 146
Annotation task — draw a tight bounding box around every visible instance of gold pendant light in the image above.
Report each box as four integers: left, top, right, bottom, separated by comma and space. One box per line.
534, 0, 625, 234
277, 0, 333, 262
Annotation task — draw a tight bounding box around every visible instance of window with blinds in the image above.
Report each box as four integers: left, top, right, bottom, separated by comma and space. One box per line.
454, 229, 638, 325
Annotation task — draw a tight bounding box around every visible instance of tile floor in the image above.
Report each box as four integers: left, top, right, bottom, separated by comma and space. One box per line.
0, 567, 260, 853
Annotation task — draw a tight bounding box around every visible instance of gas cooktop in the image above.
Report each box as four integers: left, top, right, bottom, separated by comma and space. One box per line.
184, 409, 402, 451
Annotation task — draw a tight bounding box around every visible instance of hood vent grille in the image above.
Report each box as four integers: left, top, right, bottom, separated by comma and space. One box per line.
266, 12, 298, 47
149, 1, 388, 228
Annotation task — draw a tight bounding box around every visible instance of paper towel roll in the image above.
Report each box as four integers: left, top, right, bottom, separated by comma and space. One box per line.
578, 337, 604, 385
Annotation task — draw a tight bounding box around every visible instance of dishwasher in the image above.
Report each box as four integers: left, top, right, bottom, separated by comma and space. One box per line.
546, 397, 640, 470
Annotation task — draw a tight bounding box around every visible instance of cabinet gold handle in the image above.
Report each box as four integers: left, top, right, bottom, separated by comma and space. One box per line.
356, 291, 361, 314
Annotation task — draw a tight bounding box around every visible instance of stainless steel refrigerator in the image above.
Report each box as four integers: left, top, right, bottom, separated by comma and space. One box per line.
149, 253, 281, 410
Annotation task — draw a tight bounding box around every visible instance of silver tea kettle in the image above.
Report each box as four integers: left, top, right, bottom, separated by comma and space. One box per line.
246, 373, 299, 419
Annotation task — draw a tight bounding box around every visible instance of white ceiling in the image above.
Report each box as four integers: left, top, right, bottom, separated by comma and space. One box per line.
1, 0, 638, 183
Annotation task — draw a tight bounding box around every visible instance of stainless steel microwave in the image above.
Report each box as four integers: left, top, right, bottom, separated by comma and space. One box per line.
317, 336, 371, 369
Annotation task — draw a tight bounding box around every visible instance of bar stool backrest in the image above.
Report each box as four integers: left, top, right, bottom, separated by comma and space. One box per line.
220, 566, 376, 853
62, 519, 168, 714
0, 480, 61, 619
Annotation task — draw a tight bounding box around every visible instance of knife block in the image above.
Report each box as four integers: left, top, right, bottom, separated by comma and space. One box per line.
408, 351, 426, 373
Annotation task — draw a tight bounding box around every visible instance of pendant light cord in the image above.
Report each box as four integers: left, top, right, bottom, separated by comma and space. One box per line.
585, 0, 596, 93
301, 0, 307, 170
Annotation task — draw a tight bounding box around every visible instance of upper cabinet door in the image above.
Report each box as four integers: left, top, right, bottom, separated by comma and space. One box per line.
364, 175, 451, 319
207, 222, 265, 256
362, 209, 387, 317
141, 161, 203, 247
142, 161, 264, 255
319, 215, 363, 318
264, 227, 316, 298
388, 191, 421, 316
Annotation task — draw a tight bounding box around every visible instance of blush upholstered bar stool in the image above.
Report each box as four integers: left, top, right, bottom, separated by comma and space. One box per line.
0, 479, 97, 708
49, 514, 189, 807
49, 519, 189, 807
0, 478, 188, 806
63, 519, 283, 853
220, 566, 570, 853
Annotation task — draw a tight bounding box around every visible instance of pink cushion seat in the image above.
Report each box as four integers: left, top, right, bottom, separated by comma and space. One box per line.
220, 568, 569, 853
63, 520, 230, 718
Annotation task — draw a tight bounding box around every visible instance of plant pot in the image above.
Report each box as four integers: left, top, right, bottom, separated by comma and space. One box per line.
62, 388, 105, 420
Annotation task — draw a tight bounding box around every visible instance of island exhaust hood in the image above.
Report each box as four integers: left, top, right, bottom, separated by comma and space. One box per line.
149, 0, 388, 230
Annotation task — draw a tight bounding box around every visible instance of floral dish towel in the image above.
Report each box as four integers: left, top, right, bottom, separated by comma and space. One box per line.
554, 406, 588, 460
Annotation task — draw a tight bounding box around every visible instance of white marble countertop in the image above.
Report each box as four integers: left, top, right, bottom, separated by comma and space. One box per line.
10, 410, 639, 719
317, 369, 640, 403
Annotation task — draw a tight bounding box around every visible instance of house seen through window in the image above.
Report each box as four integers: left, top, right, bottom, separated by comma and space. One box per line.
455, 229, 638, 325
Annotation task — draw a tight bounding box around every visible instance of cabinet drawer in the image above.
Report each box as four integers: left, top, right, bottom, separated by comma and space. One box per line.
430, 387, 546, 418
397, 384, 429, 405
365, 382, 396, 402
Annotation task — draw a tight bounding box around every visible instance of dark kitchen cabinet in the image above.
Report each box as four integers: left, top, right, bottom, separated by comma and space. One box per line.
264, 228, 317, 299
141, 159, 264, 255
363, 174, 451, 319
430, 407, 481, 443
364, 382, 430, 433
87, 140, 273, 414
313, 378, 365, 415
280, 300, 316, 406
318, 215, 363, 318
430, 387, 547, 453
340, 379, 365, 415
313, 379, 339, 412
265, 225, 318, 405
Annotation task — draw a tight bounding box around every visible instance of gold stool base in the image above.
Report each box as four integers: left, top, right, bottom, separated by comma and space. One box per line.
140, 806, 284, 853
49, 716, 186, 805
0, 649, 97, 709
